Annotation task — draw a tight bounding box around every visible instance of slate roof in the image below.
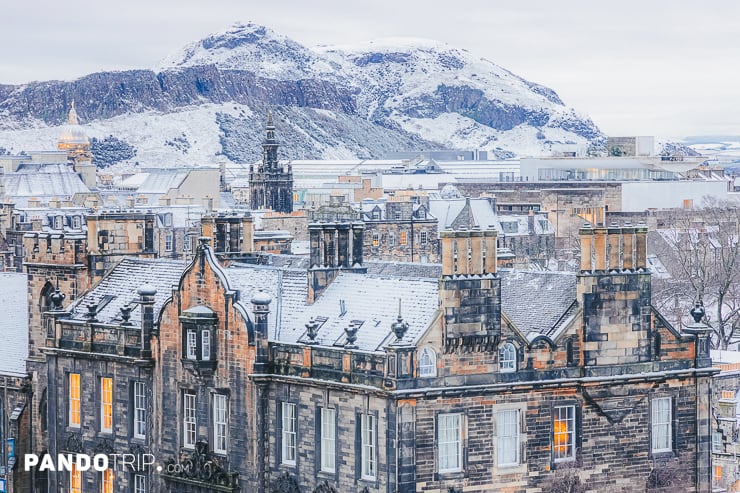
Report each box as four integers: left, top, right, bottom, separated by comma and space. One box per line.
499, 269, 577, 339
2, 166, 90, 204
128, 170, 190, 194
67, 258, 187, 328
224, 264, 439, 352
365, 261, 442, 279
0, 273, 29, 376
429, 197, 497, 230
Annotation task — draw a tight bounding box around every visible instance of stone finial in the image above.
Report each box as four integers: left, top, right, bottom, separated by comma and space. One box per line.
137, 284, 157, 297
690, 297, 706, 324
50, 288, 66, 311
391, 299, 409, 342
86, 303, 98, 322
305, 317, 319, 344
120, 304, 133, 326
251, 289, 272, 306
344, 325, 358, 349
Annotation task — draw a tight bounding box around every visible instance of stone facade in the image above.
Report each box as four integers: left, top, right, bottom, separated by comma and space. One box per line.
26, 218, 716, 493
362, 200, 439, 263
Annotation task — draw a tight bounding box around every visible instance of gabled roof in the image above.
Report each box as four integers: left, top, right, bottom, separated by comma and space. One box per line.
499, 269, 577, 339
67, 258, 187, 328
429, 197, 497, 230
0, 273, 28, 376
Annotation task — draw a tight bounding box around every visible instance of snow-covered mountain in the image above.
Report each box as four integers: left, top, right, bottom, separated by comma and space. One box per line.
0, 22, 604, 167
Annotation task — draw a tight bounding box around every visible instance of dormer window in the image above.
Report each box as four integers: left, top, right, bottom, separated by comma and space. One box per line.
500, 343, 517, 373
180, 306, 217, 369
419, 348, 437, 377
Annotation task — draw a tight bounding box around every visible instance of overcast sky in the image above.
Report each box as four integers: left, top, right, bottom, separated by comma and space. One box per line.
1, 0, 738, 139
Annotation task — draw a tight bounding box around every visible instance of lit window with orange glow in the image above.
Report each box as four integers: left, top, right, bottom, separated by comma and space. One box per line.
101, 377, 113, 433
553, 405, 575, 462
69, 373, 81, 428
714, 465, 723, 484
70, 464, 82, 493
101, 468, 114, 493
400, 231, 408, 245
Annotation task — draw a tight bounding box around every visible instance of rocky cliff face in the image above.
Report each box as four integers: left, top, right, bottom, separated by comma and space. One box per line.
0, 22, 603, 166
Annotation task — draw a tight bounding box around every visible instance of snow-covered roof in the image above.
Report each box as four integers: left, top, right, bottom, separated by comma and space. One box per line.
2, 165, 90, 203
0, 273, 29, 376
499, 269, 577, 339
67, 258, 187, 328
429, 197, 497, 230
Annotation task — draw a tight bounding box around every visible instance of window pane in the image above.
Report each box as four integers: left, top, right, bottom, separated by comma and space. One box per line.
184, 393, 196, 448
134, 382, 146, 439
500, 343, 516, 372
101, 377, 113, 433
134, 474, 147, 493
70, 465, 81, 493
187, 330, 198, 359
282, 403, 296, 465
497, 410, 519, 466
202, 330, 211, 361
102, 468, 114, 493
213, 394, 228, 454
69, 373, 81, 427
438, 413, 462, 472
321, 408, 336, 472
362, 414, 376, 479
553, 406, 575, 461
651, 397, 672, 452
419, 348, 436, 377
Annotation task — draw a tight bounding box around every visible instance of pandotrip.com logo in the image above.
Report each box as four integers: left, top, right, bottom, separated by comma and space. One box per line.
24, 453, 158, 472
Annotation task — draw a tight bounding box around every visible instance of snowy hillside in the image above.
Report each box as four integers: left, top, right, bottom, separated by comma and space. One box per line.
0, 22, 604, 167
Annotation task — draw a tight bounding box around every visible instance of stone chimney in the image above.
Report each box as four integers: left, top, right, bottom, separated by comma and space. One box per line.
201, 213, 254, 254
577, 222, 653, 365
579, 222, 648, 273
137, 284, 157, 359
307, 220, 366, 303
439, 227, 501, 352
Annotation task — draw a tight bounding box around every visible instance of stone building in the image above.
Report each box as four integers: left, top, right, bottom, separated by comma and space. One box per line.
24, 214, 718, 493
707, 351, 740, 492
249, 114, 293, 213
361, 197, 439, 263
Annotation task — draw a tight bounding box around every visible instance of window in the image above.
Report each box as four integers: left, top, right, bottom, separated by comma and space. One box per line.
320, 408, 336, 473
372, 232, 379, 247
183, 392, 196, 449
101, 377, 113, 433
54, 215, 63, 230
134, 474, 147, 493
389, 232, 395, 247
281, 402, 296, 465
213, 394, 228, 454
133, 382, 146, 439
186, 330, 198, 360
400, 231, 407, 246
651, 397, 672, 453
69, 373, 81, 428
70, 464, 82, 493
165, 233, 173, 252
714, 465, 723, 483
101, 469, 114, 493
500, 343, 517, 373
361, 414, 377, 479
394, 210, 402, 221
553, 405, 576, 462
497, 410, 519, 466
420, 230, 428, 245
713, 432, 723, 453
202, 330, 211, 361
72, 216, 82, 229
438, 413, 462, 473
418, 348, 437, 377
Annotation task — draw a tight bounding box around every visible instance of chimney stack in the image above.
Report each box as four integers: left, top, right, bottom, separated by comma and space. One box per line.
579, 222, 648, 273
137, 284, 157, 358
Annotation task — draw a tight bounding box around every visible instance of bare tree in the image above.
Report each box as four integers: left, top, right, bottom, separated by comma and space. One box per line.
653, 198, 740, 349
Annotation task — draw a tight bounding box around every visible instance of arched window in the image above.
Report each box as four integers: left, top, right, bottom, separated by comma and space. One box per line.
500, 343, 517, 372
418, 348, 437, 377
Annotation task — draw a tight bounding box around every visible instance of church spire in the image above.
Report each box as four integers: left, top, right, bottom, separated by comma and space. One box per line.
262, 111, 279, 171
